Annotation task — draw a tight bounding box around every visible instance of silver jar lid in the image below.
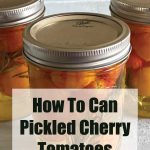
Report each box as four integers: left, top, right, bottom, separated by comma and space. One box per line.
110, 0, 150, 24
0, 0, 45, 27
23, 13, 131, 71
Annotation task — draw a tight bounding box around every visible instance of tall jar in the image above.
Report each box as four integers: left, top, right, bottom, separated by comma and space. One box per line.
23, 13, 131, 90
0, 0, 45, 121
110, 0, 150, 118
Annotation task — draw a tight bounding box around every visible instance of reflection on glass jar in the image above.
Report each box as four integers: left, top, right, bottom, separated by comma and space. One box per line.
110, 0, 150, 118
0, 0, 45, 121
23, 13, 131, 92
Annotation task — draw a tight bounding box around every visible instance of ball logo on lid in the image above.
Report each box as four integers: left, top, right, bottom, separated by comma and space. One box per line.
73, 20, 93, 28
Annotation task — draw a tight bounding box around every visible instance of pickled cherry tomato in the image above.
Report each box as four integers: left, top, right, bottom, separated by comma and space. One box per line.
50, 71, 96, 88
29, 65, 56, 88
130, 30, 150, 61
0, 26, 25, 53
28, 63, 124, 89
126, 50, 144, 70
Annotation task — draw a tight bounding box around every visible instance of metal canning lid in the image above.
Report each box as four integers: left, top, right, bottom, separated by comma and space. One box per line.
23, 13, 131, 71
110, 0, 150, 24
0, 0, 45, 27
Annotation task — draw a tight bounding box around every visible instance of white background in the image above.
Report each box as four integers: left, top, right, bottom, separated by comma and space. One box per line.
45, 0, 110, 15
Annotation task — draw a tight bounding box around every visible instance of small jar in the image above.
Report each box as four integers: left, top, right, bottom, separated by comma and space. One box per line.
0, 0, 45, 121
23, 13, 131, 90
110, 0, 150, 118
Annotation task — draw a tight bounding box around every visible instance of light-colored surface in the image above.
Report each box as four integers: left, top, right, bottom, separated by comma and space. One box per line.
138, 119, 150, 150
0, 122, 12, 149
12, 89, 138, 150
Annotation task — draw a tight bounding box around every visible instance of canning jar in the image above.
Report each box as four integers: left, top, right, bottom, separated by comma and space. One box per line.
110, 0, 150, 118
23, 13, 131, 90
0, 0, 45, 121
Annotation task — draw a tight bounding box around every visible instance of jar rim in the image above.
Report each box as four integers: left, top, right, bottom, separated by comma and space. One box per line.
0, 0, 45, 27
110, 0, 150, 24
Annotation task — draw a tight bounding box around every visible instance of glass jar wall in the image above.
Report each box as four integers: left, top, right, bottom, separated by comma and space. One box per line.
126, 22, 150, 118
0, 0, 45, 121
28, 62, 126, 89
110, 0, 150, 117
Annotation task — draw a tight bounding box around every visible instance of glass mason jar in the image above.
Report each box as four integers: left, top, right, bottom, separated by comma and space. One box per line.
0, 0, 45, 121
110, 0, 150, 118
24, 14, 131, 146
23, 13, 131, 90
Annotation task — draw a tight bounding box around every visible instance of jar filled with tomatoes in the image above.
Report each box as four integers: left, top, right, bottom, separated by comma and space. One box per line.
110, 0, 150, 117
0, 0, 45, 121
23, 13, 131, 91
